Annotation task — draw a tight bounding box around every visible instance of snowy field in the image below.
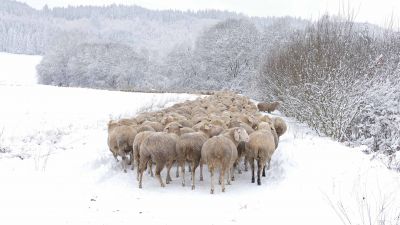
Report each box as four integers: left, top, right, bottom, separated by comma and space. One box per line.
0, 52, 399, 225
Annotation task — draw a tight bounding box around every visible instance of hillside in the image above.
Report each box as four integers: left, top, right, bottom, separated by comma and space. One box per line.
0, 0, 304, 56
0, 52, 399, 225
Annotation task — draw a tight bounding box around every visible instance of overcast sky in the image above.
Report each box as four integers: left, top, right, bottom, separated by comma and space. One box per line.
19, 0, 400, 28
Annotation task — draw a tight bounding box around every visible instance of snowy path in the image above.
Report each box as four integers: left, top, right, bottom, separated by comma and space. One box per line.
0, 53, 399, 225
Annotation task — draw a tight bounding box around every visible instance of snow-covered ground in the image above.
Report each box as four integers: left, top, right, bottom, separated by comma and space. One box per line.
0, 52, 42, 86
0, 52, 399, 225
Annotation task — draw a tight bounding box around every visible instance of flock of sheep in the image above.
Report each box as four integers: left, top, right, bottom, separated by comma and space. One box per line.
107, 91, 286, 194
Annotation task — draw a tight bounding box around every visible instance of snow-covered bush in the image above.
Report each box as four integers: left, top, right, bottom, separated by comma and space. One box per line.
351, 34, 400, 168
260, 15, 400, 167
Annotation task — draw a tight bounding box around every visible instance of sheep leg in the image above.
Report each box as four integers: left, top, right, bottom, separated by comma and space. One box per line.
166, 161, 174, 184
148, 159, 154, 177
191, 161, 199, 190
136, 163, 147, 181
129, 152, 134, 169
112, 151, 119, 162
231, 162, 237, 181
139, 169, 144, 189
155, 162, 166, 187
210, 167, 215, 194
135, 153, 140, 180
244, 156, 248, 171
262, 164, 266, 177
175, 162, 180, 178
138, 158, 149, 189
227, 167, 232, 185
250, 159, 255, 183
119, 151, 128, 173
199, 162, 204, 181
266, 158, 271, 170
237, 160, 242, 174
221, 167, 226, 192
180, 160, 186, 187
136, 158, 144, 181
127, 152, 132, 166
257, 159, 262, 185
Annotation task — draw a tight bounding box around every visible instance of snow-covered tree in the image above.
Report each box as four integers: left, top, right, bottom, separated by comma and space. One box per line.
194, 18, 260, 91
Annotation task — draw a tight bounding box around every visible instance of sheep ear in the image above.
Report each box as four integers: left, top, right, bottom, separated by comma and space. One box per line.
179, 125, 183, 128
234, 130, 240, 142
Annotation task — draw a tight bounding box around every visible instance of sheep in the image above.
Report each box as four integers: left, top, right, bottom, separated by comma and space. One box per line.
221, 127, 250, 180
107, 120, 120, 134
201, 127, 249, 194
244, 103, 258, 113
176, 132, 208, 189
209, 118, 229, 129
228, 105, 240, 113
177, 124, 227, 189
160, 115, 176, 126
160, 112, 186, 125
257, 121, 279, 176
107, 91, 287, 192
176, 119, 194, 128
257, 122, 278, 148
132, 131, 155, 180
257, 101, 280, 113
228, 120, 255, 135
221, 127, 249, 148
141, 121, 164, 132
205, 104, 219, 114
245, 122, 276, 185
163, 121, 183, 136
138, 132, 179, 188
107, 122, 137, 173
135, 112, 154, 124
192, 120, 210, 131
175, 107, 192, 117
201, 135, 237, 194
136, 124, 156, 133
256, 114, 273, 123
163, 121, 184, 177
237, 114, 259, 129
206, 124, 225, 137
273, 117, 287, 137
117, 118, 138, 126
191, 114, 208, 125
180, 127, 196, 135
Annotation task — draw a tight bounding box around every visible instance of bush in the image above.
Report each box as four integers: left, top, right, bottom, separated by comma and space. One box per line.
260, 15, 400, 164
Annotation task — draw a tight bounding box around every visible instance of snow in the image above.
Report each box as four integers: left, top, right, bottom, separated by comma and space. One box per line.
0, 52, 42, 86
0, 52, 399, 225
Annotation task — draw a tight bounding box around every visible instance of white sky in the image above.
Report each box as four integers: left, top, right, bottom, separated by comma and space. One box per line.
19, 0, 400, 28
